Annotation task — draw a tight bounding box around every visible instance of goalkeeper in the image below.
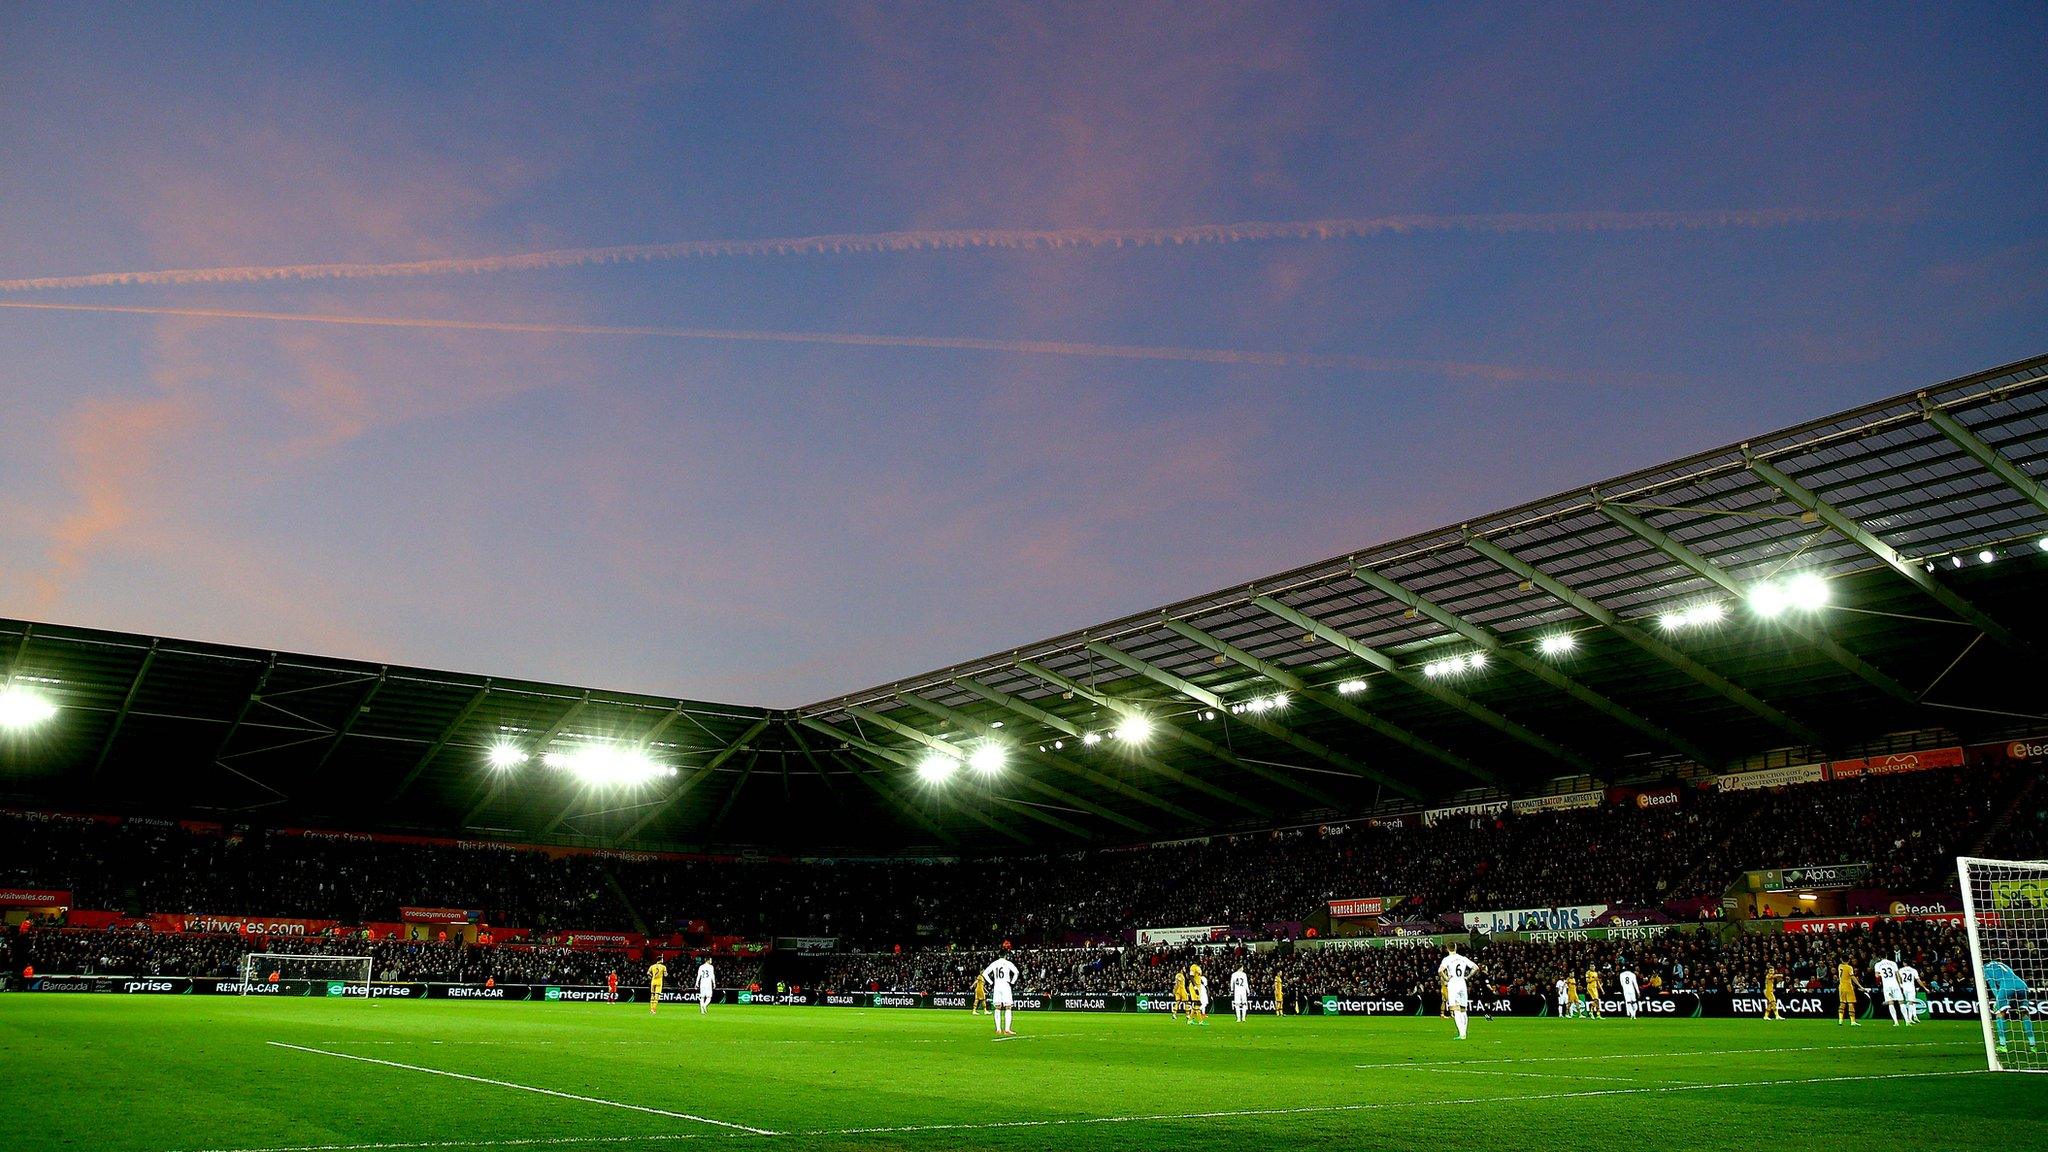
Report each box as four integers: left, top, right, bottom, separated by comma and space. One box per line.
1985, 959, 2038, 1054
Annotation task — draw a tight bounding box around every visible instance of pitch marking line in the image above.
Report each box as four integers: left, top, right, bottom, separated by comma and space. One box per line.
1352, 1040, 1958, 1069
1429, 1067, 1646, 1083
265, 1042, 776, 1135
186, 1066, 1979, 1152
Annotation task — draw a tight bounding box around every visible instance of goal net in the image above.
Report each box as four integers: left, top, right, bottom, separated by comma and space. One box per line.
241, 952, 375, 997
1957, 856, 2047, 1071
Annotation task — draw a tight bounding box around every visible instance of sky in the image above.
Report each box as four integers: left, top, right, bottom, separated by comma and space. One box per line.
0, 3, 2042, 708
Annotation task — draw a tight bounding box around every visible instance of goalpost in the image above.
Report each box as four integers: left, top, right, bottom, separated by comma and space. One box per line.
1956, 856, 2046, 1072
241, 952, 375, 997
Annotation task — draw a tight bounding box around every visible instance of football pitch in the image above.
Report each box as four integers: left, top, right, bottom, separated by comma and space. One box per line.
0, 998, 2034, 1152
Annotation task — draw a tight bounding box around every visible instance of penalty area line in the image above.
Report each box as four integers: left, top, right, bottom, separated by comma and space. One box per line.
1352, 1040, 1959, 1070
264, 1042, 776, 1135
184, 1067, 1981, 1152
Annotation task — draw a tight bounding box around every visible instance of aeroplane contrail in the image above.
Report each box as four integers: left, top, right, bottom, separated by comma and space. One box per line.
0, 208, 1880, 293
0, 299, 1674, 387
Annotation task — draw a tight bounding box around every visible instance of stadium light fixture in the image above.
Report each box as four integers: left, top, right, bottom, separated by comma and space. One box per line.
1336, 679, 1366, 695
917, 752, 958, 782
1537, 633, 1575, 657
1950, 555, 1964, 568
2039, 537, 2048, 553
967, 743, 1006, 776
1081, 732, 1102, 746
1424, 654, 1487, 678
486, 743, 529, 770
0, 686, 56, 730
1113, 714, 1154, 745
1748, 572, 1829, 619
1659, 600, 1727, 631
539, 744, 670, 786
1978, 549, 1996, 565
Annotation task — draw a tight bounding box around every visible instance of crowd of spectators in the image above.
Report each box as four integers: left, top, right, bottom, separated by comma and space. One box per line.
0, 925, 763, 988
0, 763, 2032, 950
800, 918, 1982, 1000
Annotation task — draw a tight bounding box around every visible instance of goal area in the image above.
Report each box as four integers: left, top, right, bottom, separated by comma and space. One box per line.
1956, 856, 2047, 1072
240, 952, 374, 996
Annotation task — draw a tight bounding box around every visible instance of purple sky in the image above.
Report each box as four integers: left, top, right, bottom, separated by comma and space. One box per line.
1, 4, 2042, 707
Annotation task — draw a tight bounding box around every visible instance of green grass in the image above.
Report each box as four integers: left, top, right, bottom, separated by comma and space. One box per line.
0, 997, 2035, 1152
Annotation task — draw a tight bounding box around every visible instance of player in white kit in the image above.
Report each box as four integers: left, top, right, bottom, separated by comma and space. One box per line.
981, 952, 1020, 1036
1230, 966, 1250, 1023
1618, 967, 1640, 1018
695, 957, 715, 1015
1896, 963, 1921, 1025
1555, 976, 1571, 1019
1439, 946, 1480, 1039
1872, 957, 1904, 1025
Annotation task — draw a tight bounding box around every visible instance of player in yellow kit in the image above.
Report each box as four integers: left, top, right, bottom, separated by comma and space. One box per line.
1763, 966, 1784, 1020
1188, 962, 1209, 1025
1171, 969, 1188, 1018
972, 970, 988, 1015
1273, 971, 1285, 1016
1585, 967, 1603, 1018
1566, 974, 1582, 1018
1838, 959, 1862, 1026
647, 959, 667, 1016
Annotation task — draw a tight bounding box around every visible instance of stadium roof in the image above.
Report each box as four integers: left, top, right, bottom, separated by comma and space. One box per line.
4, 353, 2046, 852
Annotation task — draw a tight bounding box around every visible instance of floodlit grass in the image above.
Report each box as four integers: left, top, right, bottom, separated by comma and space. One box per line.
0, 997, 2034, 1152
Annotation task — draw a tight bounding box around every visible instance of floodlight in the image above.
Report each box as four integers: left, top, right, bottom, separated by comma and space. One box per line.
1200, 710, 1216, 721
1270, 693, 1290, 710
1537, 633, 1575, 656
1081, 732, 1102, 746
1466, 652, 1487, 670
1749, 581, 1790, 618
0, 686, 56, 730
540, 744, 667, 786
967, 743, 1006, 775
1659, 612, 1687, 631
1691, 601, 1725, 624
1336, 679, 1366, 695
1978, 550, 1995, 564
1783, 571, 1829, 612
486, 743, 528, 769
2039, 538, 2048, 553
917, 752, 958, 782
1113, 714, 1153, 745
1951, 555, 1964, 568
989, 721, 1004, 728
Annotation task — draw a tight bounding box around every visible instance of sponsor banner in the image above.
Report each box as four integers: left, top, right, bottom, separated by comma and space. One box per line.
1134, 924, 1226, 946
1780, 912, 1963, 935
1843, 890, 1960, 916
1054, 995, 1120, 1012
0, 888, 72, 907
400, 907, 478, 925
1462, 905, 1608, 934
562, 931, 643, 949
1510, 791, 1603, 816
930, 993, 970, 1010
1422, 800, 1508, 826
1327, 897, 1386, 919
427, 983, 531, 1001
1517, 923, 1676, 943
2001, 737, 2048, 763
171, 913, 345, 936
1753, 863, 1869, 892
1717, 764, 1827, 792
1318, 995, 1423, 1016
775, 936, 839, 954
732, 990, 818, 1006
1828, 746, 1964, 780
1620, 787, 1683, 811
1991, 878, 2047, 913
1591, 908, 1674, 928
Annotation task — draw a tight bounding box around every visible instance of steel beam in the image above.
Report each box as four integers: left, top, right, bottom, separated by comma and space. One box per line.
1922, 400, 2048, 515
1081, 640, 1398, 803
390, 682, 492, 803
614, 717, 773, 843
312, 668, 388, 774
1246, 597, 1592, 777
1745, 452, 2034, 657
90, 639, 157, 780
214, 655, 277, 766
951, 677, 1267, 820
785, 721, 844, 799
1349, 565, 1719, 766
1596, 501, 1917, 705
1019, 658, 1344, 810
1162, 618, 1502, 787
821, 747, 956, 844
1463, 535, 1828, 749
847, 702, 1148, 835
709, 752, 759, 832
901, 688, 1196, 824
799, 717, 1032, 844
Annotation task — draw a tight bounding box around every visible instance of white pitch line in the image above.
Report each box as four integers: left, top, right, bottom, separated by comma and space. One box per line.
1430, 1067, 1646, 1083
1351, 1040, 1958, 1069
264, 1042, 775, 1135
183, 1066, 1980, 1152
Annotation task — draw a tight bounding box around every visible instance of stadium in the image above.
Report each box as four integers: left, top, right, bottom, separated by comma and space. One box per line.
3, 8, 2045, 1152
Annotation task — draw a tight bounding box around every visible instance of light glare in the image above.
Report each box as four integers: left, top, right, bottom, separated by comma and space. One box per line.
917, 752, 958, 782
540, 744, 668, 786
0, 686, 56, 730
486, 743, 528, 769
967, 743, 1006, 775
1113, 714, 1154, 744
1537, 633, 1575, 656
